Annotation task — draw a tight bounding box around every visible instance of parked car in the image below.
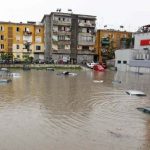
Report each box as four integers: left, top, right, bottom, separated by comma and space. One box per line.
86, 62, 98, 69
45, 59, 54, 64
14, 59, 21, 64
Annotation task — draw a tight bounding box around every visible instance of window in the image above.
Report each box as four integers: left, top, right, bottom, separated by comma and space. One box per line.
123, 61, 127, 64
36, 28, 41, 33
58, 44, 65, 49
35, 37, 41, 43
16, 45, 20, 49
0, 26, 4, 31
17, 55, 20, 58
0, 44, 4, 49
36, 45, 41, 50
82, 46, 89, 50
0, 35, 4, 40
16, 35, 20, 41
58, 26, 65, 31
25, 27, 29, 32
16, 27, 20, 32
66, 18, 70, 22
58, 35, 65, 40
117, 60, 121, 64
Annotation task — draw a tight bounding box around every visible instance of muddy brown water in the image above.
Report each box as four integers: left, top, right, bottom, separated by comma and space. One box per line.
0, 69, 150, 150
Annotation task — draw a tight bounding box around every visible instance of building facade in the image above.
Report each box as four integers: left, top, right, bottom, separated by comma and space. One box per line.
134, 25, 150, 50
95, 29, 132, 63
41, 12, 96, 64
0, 22, 44, 61
115, 25, 150, 73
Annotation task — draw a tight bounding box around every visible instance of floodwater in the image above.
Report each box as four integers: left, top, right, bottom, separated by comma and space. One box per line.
0, 69, 150, 150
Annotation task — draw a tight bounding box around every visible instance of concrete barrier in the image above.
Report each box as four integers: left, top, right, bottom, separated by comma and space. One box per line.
0, 64, 81, 69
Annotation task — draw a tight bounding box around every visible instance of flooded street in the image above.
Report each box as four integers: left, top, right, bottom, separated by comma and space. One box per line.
0, 69, 150, 150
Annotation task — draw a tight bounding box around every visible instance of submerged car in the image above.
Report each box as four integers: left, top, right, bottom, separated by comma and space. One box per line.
86, 62, 98, 69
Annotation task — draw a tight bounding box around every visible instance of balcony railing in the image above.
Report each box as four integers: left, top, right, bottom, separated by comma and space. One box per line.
53, 20, 71, 26
23, 31, 32, 36
78, 41, 95, 45
53, 30, 71, 35
78, 22, 95, 27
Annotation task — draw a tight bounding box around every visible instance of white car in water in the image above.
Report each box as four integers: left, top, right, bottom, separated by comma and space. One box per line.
86, 62, 98, 69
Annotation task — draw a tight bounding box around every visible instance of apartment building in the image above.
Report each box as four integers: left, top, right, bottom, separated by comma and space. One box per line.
41, 12, 96, 63
0, 21, 44, 61
95, 29, 132, 62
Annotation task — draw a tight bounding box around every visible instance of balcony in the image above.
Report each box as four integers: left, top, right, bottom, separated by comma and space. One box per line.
53, 49, 71, 54
78, 40, 95, 46
23, 49, 32, 53
23, 31, 32, 36
53, 30, 71, 35
78, 22, 95, 28
129, 60, 150, 68
53, 20, 71, 26
58, 41, 71, 45
34, 50, 44, 54
77, 49, 95, 55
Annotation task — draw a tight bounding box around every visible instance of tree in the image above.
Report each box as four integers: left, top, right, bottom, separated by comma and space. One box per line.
0, 52, 13, 63
23, 41, 32, 64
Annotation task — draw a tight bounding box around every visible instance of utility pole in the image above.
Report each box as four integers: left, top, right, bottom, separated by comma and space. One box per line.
97, 30, 102, 64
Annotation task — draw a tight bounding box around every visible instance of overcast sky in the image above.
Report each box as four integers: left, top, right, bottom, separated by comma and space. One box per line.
1, 0, 150, 32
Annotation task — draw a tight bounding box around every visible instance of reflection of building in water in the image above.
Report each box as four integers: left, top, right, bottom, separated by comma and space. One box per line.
92, 71, 105, 81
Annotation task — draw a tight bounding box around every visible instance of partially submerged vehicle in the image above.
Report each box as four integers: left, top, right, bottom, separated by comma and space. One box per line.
86, 62, 98, 69
23, 65, 31, 70
112, 80, 121, 84
126, 90, 146, 96
93, 64, 105, 72
0, 68, 12, 83
57, 71, 77, 76
10, 73, 21, 78
46, 68, 54, 71
137, 107, 150, 114
93, 80, 104, 83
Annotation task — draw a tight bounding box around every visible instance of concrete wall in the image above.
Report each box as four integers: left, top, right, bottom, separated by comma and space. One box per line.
43, 16, 52, 60
77, 54, 93, 63
115, 49, 137, 71
115, 49, 150, 73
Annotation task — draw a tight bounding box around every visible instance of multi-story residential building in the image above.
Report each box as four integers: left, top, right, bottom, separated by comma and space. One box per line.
0, 21, 44, 61
41, 12, 96, 63
95, 29, 132, 63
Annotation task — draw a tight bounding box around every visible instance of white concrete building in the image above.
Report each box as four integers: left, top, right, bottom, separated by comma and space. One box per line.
115, 49, 150, 73
115, 24, 150, 73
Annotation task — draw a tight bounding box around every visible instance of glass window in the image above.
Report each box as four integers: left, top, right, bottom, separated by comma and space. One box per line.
0, 44, 4, 49
16, 27, 20, 32
36, 28, 41, 33
123, 61, 127, 64
0, 26, 4, 31
36, 45, 41, 50
16, 45, 20, 49
0, 35, 4, 40
117, 60, 121, 64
